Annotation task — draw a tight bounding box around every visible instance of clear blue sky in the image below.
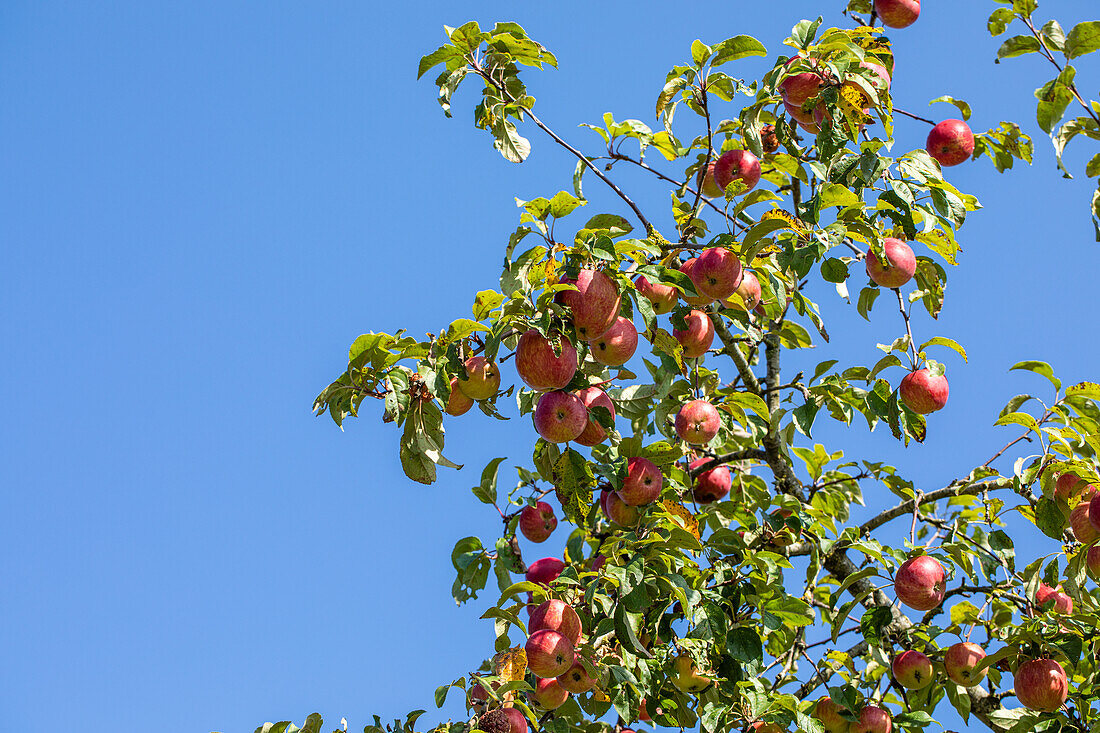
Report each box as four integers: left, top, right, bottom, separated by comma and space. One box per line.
3, 2, 1099, 731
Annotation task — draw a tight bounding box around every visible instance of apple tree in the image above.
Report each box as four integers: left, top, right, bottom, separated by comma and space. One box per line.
266, 3, 1100, 733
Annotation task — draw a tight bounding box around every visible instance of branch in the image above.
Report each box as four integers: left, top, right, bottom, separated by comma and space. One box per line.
690, 448, 768, 477
894, 107, 936, 126
709, 314, 762, 393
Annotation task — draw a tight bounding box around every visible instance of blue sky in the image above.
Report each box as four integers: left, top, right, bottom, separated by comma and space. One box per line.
3, 1, 1099, 731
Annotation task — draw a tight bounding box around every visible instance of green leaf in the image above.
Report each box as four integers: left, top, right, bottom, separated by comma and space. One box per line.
710, 35, 768, 65
1066, 21, 1100, 59
549, 191, 585, 218
820, 258, 849, 284
919, 336, 967, 363
473, 457, 507, 505
1010, 360, 1061, 390
929, 95, 972, 122
418, 45, 462, 79
727, 626, 763, 664
997, 35, 1041, 59
988, 8, 1015, 36
1034, 497, 1066, 539
492, 119, 532, 163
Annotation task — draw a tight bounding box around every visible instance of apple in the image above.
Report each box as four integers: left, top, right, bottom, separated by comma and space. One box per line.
637, 700, 652, 722
865, 238, 916, 288
785, 99, 817, 126
477, 708, 527, 733
723, 270, 762, 311
1055, 472, 1089, 501
575, 387, 616, 447
590, 316, 638, 366
761, 124, 779, 153
670, 653, 711, 693
767, 508, 799, 547
457, 356, 501, 400
894, 555, 946, 611
1070, 501, 1100, 544
519, 502, 558, 543
944, 642, 987, 687
696, 161, 724, 198
601, 488, 641, 525
689, 458, 732, 504
618, 457, 663, 506
899, 369, 949, 414
529, 677, 568, 710
557, 657, 596, 693
445, 377, 475, 416
852, 706, 891, 733
813, 697, 851, 733
892, 649, 934, 689
529, 599, 582, 644
1089, 492, 1100, 530
1014, 658, 1068, 712
515, 330, 578, 392
859, 61, 891, 93
797, 117, 822, 135
874, 0, 920, 28
533, 390, 588, 443
713, 149, 761, 193
694, 247, 744, 300
557, 268, 621, 340
926, 119, 974, 167
634, 275, 678, 314
673, 309, 716, 359
525, 629, 576, 678
590, 554, 607, 571
780, 59, 824, 106
1088, 545, 1100, 579
468, 678, 499, 708
751, 724, 783, 733
1035, 583, 1073, 614
676, 399, 721, 444
526, 557, 566, 585
679, 258, 714, 306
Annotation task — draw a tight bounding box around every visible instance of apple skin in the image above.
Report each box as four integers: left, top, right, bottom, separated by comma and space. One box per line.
713, 149, 761, 193
457, 356, 501, 400
723, 270, 762, 311
675, 400, 721, 444
526, 557, 566, 585
515, 330, 579, 392
1035, 583, 1073, 614
1014, 658, 1068, 712
634, 275, 678, 314
894, 555, 947, 611
926, 119, 974, 167
637, 700, 652, 722
1088, 492, 1100, 530
529, 599, 583, 644
557, 657, 596, 693
785, 99, 817, 126
892, 650, 934, 689
780, 68, 824, 107
852, 706, 891, 733
601, 488, 641, 526
1087, 545, 1100, 579
590, 316, 638, 366
670, 653, 712, 693
866, 238, 916, 288
813, 697, 851, 733
694, 247, 744, 300
859, 61, 892, 93
689, 458, 732, 504
1070, 501, 1100, 544
697, 161, 724, 198
618, 457, 663, 506
1055, 473, 1089, 501
557, 269, 621, 340
519, 501, 558, 543
533, 390, 588, 443
526, 628, 575, 678
944, 642, 987, 687
673, 309, 716, 359
679, 257, 714, 306
477, 707, 528, 733
575, 387, 617, 447
529, 677, 569, 710
874, 0, 920, 28
445, 377, 475, 416
750, 724, 783, 733
899, 369, 949, 414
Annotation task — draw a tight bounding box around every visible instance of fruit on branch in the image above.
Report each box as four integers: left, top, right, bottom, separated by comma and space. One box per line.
529, 598, 583, 644
1014, 658, 1068, 712
1087, 545, 1100, 579
618, 457, 663, 506
533, 390, 588, 443
760, 124, 779, 153
713, 149, 761, 193
779, 58, 824, 107
557, 657, 596, 693
894, 555, 947, 611
874, 0, 920, 28
634, 275, 678, 314
526, 557, 566, 585
515, 330, 578, 391
926, 119, 974, 167
468, 678, 499, 708
750, 723, 783, 733
852, 706, 892, 733
1089, 492, 1100, 531
723, 270, 762, 311
689, 458, 732, 504
519, 501, 558, 543
859, 61, 892, 93
1055, 472, 1090, 501
529, 677, 568, 710
891, 649, 934, 689
694, 247, 744, 300
899, 369, 949, 415
1035, 583, 1073, 614
812, 697, 851, 733
696, 161, 724, 198
944, 642, 987, 687
784, 100, 817, 127
556, 268, 621, 340
601, 487, 641, 526
445, 377, 475, 416
675, 399, 721, 444
1070, 500, 1100, 544
477, 707, 528, 733
575, 386, 616, 447
590, 316, 638, 366
673, 309, 716, 359
669, 653, 712, 693
766, 509, 799, 547
679, 258, 714, 306
865, 238, 916, 288
457, 356, 501, 400
525, 629, 576, 678
637, 700, 652, 722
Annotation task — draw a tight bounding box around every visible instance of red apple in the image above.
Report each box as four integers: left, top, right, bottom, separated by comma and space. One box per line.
694, 247, 744, 300
590, 554, 607, 571
556, 269, 621, 340
780, 64, 824, 107
457, 356, 501, 400
477, 708, 527, 733
590, 316, 638, 366
866, 238, 916, 288
526, 628, 575, 678
1089, 492, 1100, 530
1014, 658, 1068, 712
675, 399, 721, 444
852, 706, 891, 733
899, 369, 949, 414
618, 457, 663, 506
894, 555, 946, 611
574, 387, 616, 447
673, 309, 716, 359
1087, 545, 1100, 579
813, 697, 851, 733
892, 650, 934, 689
785, 99, 817, 126
944, 642, 987, 687
689, 458, 732, 504
696, 161, 724, 198
445, 377, 474, 416
519, 502, 558, 543
751, 724, 783, 733
515, 330, 578, 392
1035, 583, 1073, 614
874, 0, 920, 28
723, 270, 762, 311
634, 275, 678, 314
533, 390, 588, 443
859, 61, 891, 93
713, 149, 761, 193
637, 700, 652, 722
679, 258, 714, 306
557, 657, 596, 693
1071, 501, 1100, 544
601, 488, 641, 525
526, 557, 566, 585
529, 678, 568, 710
926, 119, 974, 167
529, 599, 582, 644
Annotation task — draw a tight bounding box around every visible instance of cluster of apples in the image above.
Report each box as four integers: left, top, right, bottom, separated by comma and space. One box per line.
812, 699, 893, 733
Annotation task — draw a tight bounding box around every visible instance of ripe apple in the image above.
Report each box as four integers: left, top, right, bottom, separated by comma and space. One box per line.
675, 399, 721, 444
1087, 545, 1100, 579
574, 386, 616, 447
1070, 501, 1100, 544
785, 99, 817, 126
634, 275, 678, 314
696, 161, 724, 198
1035, 583, 1073, 614
590, 316, 638, 366
944, 642, 987, 687
892, 649, 934, 689
601, 488, 641, 525
1014, 658, 1068, 712
865, 238, 916, 288
874, 0, 920, 28
751, 724, 783, 733
723, 270, 762, 311
813, 697, 851, 733
468, 678, 499, 708
533, 390, 588, 443
679, 258, 714, 306
526, 557, 565, 585
556, 269, 621, 340
1089, 492, 1100, 530
637, 699, 652, 722
457, 356, 501, 400
515, 330, 578, 392
618, 457, 663, 506
519, 501, 558, 543
529, 677, 568, 710
477, 708, 527, 733
694, 247, 744, 300
525, 629, 576, 678
926, 119, 974, 167
760, 124, 779, 153
713, 149, 761, 193
529, 598, 583, 644
445, 377, 475, 416
689, 458, 732, 504
1055, 472, 1089, 501
852, 706, 891, 733
557, 657, 596, 693
894, 555, 947, 611
590, 554, 607, 571
673, 309, 716, 359
899, 369, 949, 414
669, 653, 711, 693
780, 59, 824, 106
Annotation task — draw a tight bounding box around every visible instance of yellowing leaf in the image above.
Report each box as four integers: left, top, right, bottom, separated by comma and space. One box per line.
493, 647, 528, 682
760, 208, 809, 236
662, 500, 700, 539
